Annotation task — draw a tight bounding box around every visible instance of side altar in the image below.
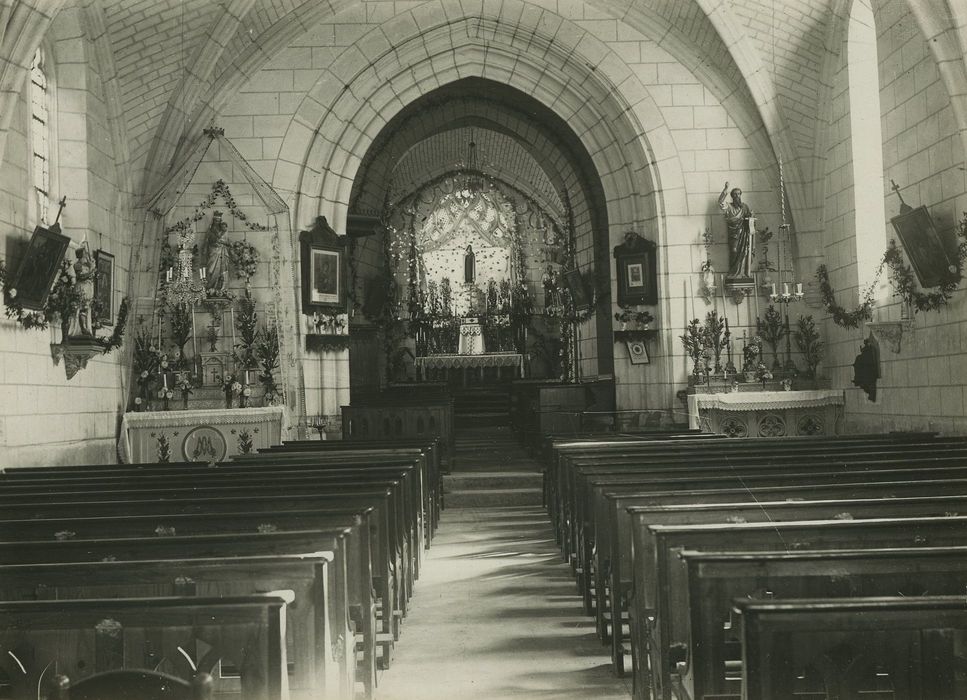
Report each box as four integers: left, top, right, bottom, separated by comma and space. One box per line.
687, 389, 844, 437
119, 406, 287, 464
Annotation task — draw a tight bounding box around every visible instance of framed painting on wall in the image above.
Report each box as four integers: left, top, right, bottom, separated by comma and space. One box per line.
562, 267, 592, 312
299, 216, 347, 313
94, 250, 114, 326
9, 224, 71, 310
613, 231, 658, 306
890, 205, 957, 288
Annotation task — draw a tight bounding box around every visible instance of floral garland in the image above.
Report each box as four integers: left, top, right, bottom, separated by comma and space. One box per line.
227, 239, 260, 283
816, 264, 876, 329
165, 180, 276, 238
818, 213, 967, 327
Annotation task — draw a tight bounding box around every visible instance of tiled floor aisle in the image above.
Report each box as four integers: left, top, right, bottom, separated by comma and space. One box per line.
376, 505, 633, 699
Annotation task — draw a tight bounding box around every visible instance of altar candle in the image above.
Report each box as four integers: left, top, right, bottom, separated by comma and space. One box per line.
688, 277, 696, 319
163, 372, 168, 389
753, 283, 760, 321
720, 273, 728, 318
683, 279, 688, 324
783, 282, 790, 296
166, 268, 173, 283
796, 282, 803, 296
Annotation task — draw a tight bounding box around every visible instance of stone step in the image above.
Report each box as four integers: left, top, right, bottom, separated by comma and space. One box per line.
445, 471, 542, 490
445, 487, 542, 508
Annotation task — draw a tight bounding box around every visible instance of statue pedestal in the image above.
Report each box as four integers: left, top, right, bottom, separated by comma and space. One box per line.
724, 276, 756, 303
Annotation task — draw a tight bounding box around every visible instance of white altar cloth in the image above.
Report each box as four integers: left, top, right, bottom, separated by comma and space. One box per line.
119, 406, 288, 464
688, 389, 845, 431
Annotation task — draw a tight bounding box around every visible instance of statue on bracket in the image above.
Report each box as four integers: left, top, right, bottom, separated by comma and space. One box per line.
203, 211, 229, 295
718, 181, 756, 281
72, 242, 95, 336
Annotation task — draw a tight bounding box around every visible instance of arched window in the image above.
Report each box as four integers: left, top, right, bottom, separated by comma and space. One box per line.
29, 46, 52, 224
847, 0, 887, 295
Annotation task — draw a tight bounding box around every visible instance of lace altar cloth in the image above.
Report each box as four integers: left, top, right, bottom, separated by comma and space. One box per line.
688, 390, 844, 430
119, 406, 288, 464
416, 352, 524, 372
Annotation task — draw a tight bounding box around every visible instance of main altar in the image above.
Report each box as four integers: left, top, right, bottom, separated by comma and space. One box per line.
687, 389, 845, 437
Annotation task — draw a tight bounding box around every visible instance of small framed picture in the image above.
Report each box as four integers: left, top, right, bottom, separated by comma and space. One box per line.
300, 216, 347, 313
94, 250, 115, 326
10, 224, 71, 310
626, 340, 650, 365
627, 262, 644, 289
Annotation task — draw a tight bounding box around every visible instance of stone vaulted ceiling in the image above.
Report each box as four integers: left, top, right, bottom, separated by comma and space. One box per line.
25, 0, 963, 209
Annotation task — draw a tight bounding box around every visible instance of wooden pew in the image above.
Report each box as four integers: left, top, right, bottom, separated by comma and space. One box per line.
0, 529, 379, 698
0, 477, 409, 628
49, 669, 213, 700
0, 594, 290, 700
618, 494, 967, 682
592, 462, 967, 650
574, 450, 967, 636
258, 441, 444, 530
680, 546, 967, 700
633, 515, 967, 700
3, 453, 429, 582
0, 555, 350, 700
734, 596, 967, 700
556, 437, 967, 555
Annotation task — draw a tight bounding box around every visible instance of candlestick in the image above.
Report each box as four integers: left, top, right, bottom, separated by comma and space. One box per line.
783, 282, 790, 296
771, 283, 777, 297
796, 282, 803, 296
190, 303, 197, 372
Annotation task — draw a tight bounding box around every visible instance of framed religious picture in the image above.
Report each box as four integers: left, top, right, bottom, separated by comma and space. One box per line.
562, 267, 592, 311
626, 339, 650, 365
93, 250, 115, 326
890, 205, 957, 288
299, 216, 347, 313
613, 230, 658, 306
9, 224, 71, 310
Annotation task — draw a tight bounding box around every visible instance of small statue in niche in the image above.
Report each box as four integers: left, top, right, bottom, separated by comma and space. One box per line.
203, 211, 229, 294
851, 333, 880, 402
718, 181, 756, 279
464, 245, 476, 284
72, 243, 95, 336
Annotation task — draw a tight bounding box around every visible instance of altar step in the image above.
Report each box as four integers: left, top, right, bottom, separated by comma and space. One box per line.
454, 387, 510, 428
446, 425, 542, 506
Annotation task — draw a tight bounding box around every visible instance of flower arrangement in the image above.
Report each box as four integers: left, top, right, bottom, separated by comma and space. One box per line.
781, 377, 793, 391
176, 373, 195, 409
223, 372, 242, 408
157, 386, 174, 410
679, 318, 706, 377
756, 362, 773, 387
743, 335, 763, 373
756, 305, 786, 371
234, 293, 258, 367
794, 314, 824, 379
614, 306, 654, 328
168, 303, 192, 368
255, 326, 281, 405
228, 240, 260, 286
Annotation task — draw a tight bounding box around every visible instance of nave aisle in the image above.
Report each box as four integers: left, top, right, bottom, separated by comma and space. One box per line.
376, 505, 632, 699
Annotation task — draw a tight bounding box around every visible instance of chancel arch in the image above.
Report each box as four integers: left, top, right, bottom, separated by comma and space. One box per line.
271, 6, 694, 410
